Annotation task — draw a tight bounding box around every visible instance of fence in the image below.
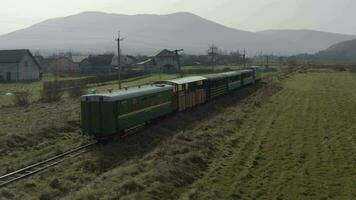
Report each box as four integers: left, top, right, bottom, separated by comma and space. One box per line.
43, 71, 148, 93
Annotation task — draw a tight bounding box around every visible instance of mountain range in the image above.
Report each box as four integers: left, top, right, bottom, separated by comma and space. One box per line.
0, 11, 355, 56
315, 38, 356, 62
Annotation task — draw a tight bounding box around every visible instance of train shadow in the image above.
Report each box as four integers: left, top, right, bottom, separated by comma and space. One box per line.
86, 81, 268, 173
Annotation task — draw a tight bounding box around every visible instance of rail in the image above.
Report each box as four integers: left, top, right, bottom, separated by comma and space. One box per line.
0, 142, 97, 187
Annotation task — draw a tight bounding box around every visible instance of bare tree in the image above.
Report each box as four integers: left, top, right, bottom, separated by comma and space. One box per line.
207, 45, 219, 71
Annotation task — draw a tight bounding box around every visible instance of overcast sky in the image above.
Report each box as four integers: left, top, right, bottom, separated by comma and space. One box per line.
0, 0, 355, 35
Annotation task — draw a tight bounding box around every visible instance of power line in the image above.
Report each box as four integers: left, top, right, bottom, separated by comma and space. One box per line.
173, 49, 184, 77
115, 31, 124, 89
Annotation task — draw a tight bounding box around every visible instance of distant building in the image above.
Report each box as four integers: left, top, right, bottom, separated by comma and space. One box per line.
0, 49, 41, 82
79, 54, 115, 74
112, 55, 138, 68
138, 49, 178, 72
50, 57, 80, 74
71, 55, 88, 64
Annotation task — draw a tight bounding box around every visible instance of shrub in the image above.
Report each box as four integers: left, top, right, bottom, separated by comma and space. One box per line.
39, 189, 61, 200
119, 179, 145, 196
68, 86, 85, 98
13, 91, 31, 106
41, 81, 63, 102
1, 189, 15, 199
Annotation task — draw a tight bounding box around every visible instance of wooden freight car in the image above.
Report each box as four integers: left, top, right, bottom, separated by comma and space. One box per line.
160, 76, 207, 112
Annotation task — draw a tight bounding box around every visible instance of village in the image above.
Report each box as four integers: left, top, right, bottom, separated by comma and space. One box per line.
0, 45, 276, 109
0, 48, 181, 82
1, 2, 356, 199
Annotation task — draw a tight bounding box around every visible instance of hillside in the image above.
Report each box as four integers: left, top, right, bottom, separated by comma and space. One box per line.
0, 12, 355, 55
258, 29, 356, 55
316, 38, 356, 62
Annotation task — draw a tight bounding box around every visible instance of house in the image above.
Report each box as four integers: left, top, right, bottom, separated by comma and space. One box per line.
49, 57, 80, 74
111, 55, 138, 68
138, 49, 178, 72
79, 54, 115, 74
0, 49, 41, 82
71, 55, 88, 64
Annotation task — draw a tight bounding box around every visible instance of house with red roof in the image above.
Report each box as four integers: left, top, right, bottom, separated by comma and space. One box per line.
138, 49, 178, 72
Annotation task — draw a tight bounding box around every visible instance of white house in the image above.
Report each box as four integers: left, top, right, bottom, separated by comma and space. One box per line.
0, 49, 41, 82
138, 49, 178, 72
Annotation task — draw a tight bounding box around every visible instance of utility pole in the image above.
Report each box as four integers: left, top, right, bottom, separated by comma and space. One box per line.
174, 49, 184, 77
208, 45, 218, 71
116, 31, 124, 89
243, 49, 246, 68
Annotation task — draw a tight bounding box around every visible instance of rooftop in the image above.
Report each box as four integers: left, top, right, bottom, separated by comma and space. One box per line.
81, 84, 172, 102
164, 76, 207, 85
154, 49, 176, 58
0, 49, 29, 63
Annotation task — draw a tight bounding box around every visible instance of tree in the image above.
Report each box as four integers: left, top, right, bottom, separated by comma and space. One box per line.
229, 50, 242, 64
207, 45, 220, 70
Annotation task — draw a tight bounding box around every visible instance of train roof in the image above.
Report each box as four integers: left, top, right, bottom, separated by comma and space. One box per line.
239, 69, 253, 73
202, 73, 229, 80
81, 84, 172, 102
164, 76, 207, 85
203, 70, 245, 80
248, 66, 264, 69
220, 71, 243, 76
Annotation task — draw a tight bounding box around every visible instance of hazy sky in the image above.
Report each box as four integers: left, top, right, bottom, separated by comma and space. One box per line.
0, 0, 355, 35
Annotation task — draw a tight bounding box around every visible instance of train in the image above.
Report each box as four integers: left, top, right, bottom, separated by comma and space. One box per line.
80, 66, 264, 138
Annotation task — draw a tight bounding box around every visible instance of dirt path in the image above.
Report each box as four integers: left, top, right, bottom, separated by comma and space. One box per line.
184, 70, 356, 200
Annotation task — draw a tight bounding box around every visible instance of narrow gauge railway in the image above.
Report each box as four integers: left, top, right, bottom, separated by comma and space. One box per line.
0, 67, 265, 187
0, 142, 97, 187
80, 67, 264, 138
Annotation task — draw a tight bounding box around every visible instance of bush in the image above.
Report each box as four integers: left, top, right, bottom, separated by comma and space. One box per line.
41, 81, 63, 102
68, 86, 85, 98
119, 179, 145, 196
13, 91, 31, 106
39, 189, 61, 200
1, 189, 15, 199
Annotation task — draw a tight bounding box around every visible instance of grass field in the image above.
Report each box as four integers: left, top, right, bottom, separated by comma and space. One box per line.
0, 73, 177, 107
1, 68, 355, 200
183, 69, 356, 199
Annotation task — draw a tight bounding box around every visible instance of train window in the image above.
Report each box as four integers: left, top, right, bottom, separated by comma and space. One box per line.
178, 85, 183, 91
120, 101, 128, 113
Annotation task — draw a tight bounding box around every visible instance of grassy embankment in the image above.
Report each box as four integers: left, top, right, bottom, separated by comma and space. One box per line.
2, 68, 353, 200
0, 68, 282, 199
0, 73, 177, 107
0, 74, 177, 175
183, 69, 356, 200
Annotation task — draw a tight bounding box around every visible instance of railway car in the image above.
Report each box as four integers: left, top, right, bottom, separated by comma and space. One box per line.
202, 73, 229, 100
240, 69, 255, 86
80, 70, 263, 138
80, 84, 173, 138
247, 66, 264, 81
220, 71, 243, 91
160, 76, 207, 112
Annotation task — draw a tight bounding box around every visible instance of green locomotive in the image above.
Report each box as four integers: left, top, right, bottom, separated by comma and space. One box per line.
80, 84, 173, 138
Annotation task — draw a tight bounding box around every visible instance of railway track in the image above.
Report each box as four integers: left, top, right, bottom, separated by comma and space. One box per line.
0, 142, 97, 188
